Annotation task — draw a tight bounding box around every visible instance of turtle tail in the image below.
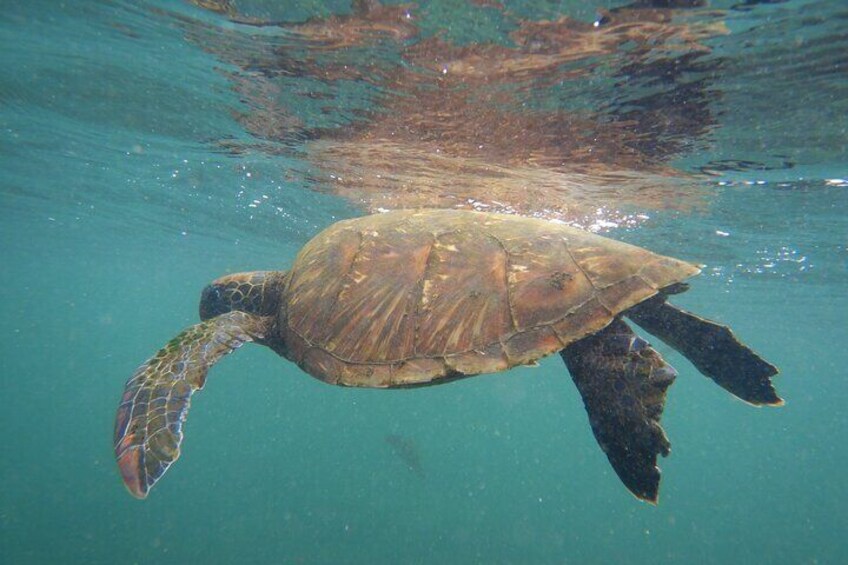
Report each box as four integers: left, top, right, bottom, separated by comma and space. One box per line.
113, 311, 274, 499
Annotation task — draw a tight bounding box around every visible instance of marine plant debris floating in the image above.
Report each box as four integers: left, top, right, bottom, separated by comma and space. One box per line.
114, 210, 781, 503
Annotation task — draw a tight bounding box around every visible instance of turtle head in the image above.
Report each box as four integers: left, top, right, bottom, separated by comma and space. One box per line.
199, 271, 287, 320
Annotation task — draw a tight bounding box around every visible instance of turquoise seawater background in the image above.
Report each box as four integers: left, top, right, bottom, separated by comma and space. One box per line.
1, 1, 846, 563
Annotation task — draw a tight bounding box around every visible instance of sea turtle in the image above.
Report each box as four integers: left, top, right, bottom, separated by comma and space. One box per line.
114, 209, 781, 502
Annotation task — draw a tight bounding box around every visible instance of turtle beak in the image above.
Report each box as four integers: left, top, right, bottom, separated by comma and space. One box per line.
199, 284, 228, 320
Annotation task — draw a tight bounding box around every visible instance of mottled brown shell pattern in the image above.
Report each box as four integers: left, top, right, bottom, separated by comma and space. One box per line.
281, 210, 699, 387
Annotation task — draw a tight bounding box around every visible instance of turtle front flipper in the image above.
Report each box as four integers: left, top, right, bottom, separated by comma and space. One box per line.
113, 311, 274, 499
561, 319, 677, 503
627, 296, 782, 406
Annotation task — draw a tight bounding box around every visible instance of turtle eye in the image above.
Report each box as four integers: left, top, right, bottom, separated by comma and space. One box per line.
199, 284, 229, 320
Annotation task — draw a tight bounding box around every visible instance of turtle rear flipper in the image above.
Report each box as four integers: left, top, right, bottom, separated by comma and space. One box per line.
113, 311, 274, 499
627, 297, 782, 406
561, 319, 677, 504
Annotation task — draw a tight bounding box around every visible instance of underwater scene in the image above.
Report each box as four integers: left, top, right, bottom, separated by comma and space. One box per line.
1, 0, 846, 563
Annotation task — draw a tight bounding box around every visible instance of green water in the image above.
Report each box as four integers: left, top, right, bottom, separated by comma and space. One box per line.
2, 1, 846, 563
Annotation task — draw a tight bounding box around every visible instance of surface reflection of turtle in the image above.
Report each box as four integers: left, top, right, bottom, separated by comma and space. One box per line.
114, 210, 781, 503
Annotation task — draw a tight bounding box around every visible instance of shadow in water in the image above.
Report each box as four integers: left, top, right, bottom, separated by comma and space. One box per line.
384, 433, 425, 479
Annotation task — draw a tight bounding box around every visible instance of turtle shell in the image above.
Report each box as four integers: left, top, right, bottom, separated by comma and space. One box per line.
281, 209, 700, 387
